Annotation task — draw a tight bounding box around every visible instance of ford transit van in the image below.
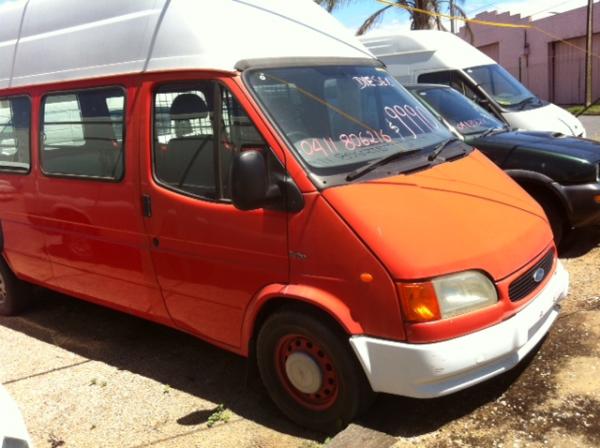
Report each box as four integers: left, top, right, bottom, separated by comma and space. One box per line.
0, 0, 568, 432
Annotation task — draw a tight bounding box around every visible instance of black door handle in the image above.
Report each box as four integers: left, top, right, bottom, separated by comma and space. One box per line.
142, 194, 152, 217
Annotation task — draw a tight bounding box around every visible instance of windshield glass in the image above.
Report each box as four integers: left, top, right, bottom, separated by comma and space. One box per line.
412, 87, 505, 135
466, 64, 539, 109
245, 66, 451, 176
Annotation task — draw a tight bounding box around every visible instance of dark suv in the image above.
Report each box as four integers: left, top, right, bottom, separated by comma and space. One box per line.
407, 83, 600, 244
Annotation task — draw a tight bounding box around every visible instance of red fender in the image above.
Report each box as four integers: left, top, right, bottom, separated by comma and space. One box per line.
240, 283, 364, 356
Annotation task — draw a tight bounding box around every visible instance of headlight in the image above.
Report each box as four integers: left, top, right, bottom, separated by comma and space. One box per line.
398, 271, 498, 323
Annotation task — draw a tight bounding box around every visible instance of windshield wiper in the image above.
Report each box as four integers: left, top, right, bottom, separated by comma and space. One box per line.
427, 138, 460, 163
346, 148, 422, 182
477, 127, 508, 138
513, 96, 540, 110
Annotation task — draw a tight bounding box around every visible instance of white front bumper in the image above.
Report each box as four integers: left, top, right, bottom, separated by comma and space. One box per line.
350, 261, 569, 398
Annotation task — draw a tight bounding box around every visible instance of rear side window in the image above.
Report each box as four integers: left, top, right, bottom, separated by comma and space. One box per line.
41, 88, 125, 180
0, 96, 31, 172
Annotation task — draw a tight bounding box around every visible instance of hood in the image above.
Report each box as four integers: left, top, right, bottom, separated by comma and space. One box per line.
473, 130, 600, 183
477, 130, 600, 162
323, 151, 552, 281
503, 103, 586, 137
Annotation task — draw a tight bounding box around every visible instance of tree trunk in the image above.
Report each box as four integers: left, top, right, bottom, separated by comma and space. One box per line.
412, 0, 434, 29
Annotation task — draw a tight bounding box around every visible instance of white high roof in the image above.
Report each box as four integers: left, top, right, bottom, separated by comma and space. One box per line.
360, 30, 495, 71
0, 0, 374, 89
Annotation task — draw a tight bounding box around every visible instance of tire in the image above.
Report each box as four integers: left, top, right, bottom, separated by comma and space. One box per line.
256, 309, 375, 433
0, 257, 29, 316
530, 191, 565, 246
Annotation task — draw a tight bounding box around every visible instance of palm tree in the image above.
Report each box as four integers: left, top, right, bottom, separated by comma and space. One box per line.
314, 0, 471, 36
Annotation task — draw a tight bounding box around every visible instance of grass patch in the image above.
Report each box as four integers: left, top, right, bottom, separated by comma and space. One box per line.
206, 404, 231, 428
566, 104, 600, 115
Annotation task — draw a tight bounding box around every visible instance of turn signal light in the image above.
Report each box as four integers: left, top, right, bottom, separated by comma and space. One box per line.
397, 282, 441, 323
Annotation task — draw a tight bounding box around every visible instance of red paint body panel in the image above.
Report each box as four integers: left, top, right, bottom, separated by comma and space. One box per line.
138, 76, 288, 350
323, 151, 553, 282
286, 193, 405, 341
0, 70, 555, 356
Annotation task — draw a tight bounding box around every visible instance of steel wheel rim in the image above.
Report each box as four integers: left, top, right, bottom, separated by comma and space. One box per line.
275, 334, 339, 411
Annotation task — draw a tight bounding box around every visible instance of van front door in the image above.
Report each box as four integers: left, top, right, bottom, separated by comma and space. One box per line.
140, 78, 289, 350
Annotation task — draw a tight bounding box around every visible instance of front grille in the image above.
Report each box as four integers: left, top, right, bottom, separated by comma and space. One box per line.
508, 249, 555, 302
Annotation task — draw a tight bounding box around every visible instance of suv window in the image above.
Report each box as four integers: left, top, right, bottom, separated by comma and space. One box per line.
0, 96, 31, 172
419, 70, 481, 102
41, 88, 125, 180
154, 82, 273, 201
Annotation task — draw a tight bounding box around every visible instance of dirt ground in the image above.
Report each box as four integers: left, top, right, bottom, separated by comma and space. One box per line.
1, 229, 599, 448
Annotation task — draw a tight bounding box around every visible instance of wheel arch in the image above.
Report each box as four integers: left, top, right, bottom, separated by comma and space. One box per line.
506, 169, 572, 222
241, 284, 364, 357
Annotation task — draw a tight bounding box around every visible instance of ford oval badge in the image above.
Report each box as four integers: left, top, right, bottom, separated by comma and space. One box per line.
533, 267, 545, 283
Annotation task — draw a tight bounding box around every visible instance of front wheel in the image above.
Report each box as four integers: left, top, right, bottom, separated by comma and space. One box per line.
256, 309, 375, 433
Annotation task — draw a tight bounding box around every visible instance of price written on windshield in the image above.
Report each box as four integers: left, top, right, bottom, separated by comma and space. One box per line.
384, 104, 439, 138
298, 129, 392, 157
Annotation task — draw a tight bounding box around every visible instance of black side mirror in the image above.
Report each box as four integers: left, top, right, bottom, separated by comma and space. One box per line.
231, 150, 268, 211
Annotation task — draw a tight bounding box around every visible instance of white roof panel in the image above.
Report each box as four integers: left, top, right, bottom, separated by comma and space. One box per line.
361, 30, 495, 71
0, 0, 374, 89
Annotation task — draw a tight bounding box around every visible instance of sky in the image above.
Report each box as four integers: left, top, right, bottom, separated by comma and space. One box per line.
332, 0, 594, 35
0, 0, 594, 34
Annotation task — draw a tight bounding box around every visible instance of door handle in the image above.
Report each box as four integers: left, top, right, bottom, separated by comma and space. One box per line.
141, 194, 152, 217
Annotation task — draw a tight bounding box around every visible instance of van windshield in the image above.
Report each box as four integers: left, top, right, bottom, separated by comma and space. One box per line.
245, 66, 452, 178
410, 86, 505, 135
465, 64, 542, 110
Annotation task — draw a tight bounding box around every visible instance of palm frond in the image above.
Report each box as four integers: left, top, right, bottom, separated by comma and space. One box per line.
313, 0, 354, 13
355, 5, 394, 36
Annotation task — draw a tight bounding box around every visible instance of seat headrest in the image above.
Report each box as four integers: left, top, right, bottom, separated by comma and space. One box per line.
170, 94, 209, 120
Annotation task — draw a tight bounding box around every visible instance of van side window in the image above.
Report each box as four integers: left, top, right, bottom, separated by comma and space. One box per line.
419, 71, 481, 104
41, 88, 125, 180
0, 97, 31, 173
153, 83, 270, 201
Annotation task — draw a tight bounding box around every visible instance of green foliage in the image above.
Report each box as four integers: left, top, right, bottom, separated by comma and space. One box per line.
567, 105, 600, 116
206, 404, 231, 428
314, 0, 471, 37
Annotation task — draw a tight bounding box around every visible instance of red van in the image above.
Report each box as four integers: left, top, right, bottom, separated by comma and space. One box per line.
0, 0, 568, 432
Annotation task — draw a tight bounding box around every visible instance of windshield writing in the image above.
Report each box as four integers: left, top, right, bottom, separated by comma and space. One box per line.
246, 66, 451, 175
412, 87, 504, 135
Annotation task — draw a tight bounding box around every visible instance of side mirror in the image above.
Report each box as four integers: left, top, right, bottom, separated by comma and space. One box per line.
231, 150, 268, 211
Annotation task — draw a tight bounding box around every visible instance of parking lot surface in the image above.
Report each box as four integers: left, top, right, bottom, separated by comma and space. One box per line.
1, 228, 599, 448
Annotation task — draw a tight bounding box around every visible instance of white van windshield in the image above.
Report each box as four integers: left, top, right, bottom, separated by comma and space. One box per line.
245, 66, 452, 176
466, 64, 541, 110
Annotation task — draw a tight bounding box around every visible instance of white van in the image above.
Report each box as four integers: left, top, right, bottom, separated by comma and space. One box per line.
361, 30, 586, 137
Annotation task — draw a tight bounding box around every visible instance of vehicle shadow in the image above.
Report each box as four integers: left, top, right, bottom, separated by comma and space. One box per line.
356, 352, 536, 437
0, 290, 538, 440
559, 227, 600, 259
